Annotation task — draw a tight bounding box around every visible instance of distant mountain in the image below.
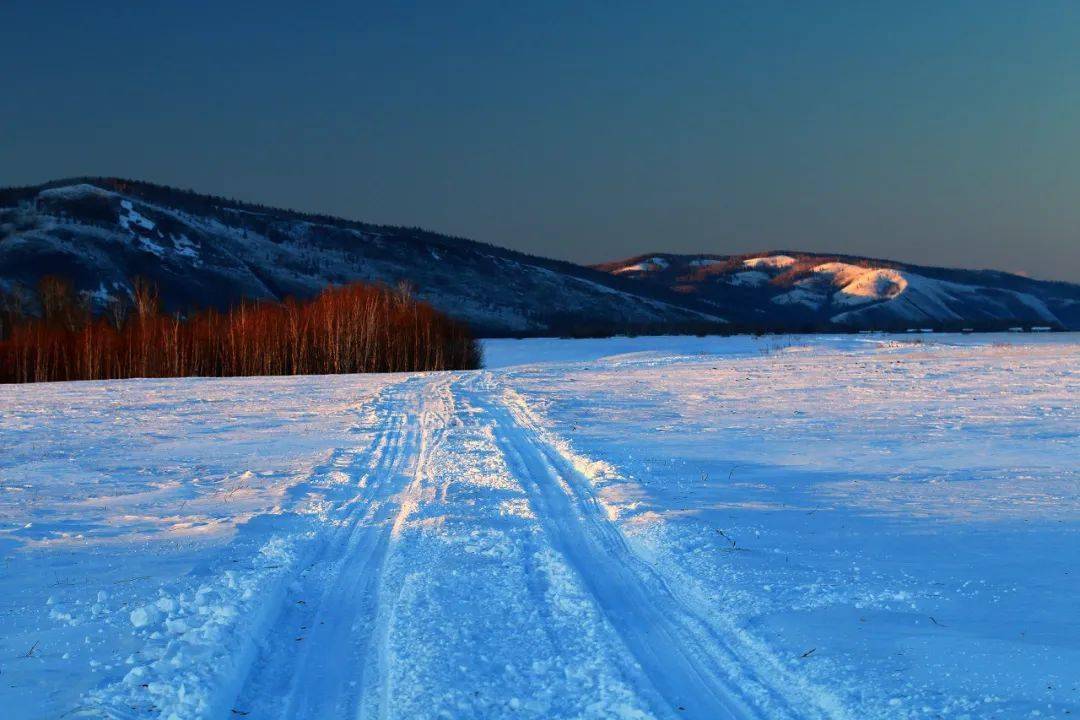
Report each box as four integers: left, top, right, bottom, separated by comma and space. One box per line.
0, 178, 720, 336
595, 253, 1080, 331
2, 178, 1075, 336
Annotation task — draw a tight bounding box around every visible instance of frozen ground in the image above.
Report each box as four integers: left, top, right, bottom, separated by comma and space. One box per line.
0, 334, 1076, 719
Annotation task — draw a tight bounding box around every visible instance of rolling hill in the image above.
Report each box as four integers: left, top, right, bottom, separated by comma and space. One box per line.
596, 252, 1080, 332
1, 178, 1076, 335
0, 178, 720, 336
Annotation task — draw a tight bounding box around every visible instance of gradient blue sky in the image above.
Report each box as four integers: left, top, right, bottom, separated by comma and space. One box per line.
2, 1, 1078, 281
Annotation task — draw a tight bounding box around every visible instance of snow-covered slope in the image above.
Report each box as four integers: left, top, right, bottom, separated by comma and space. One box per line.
3, 178, 1075, 335
1, 334, 1077, 718
0, 179, 721, 336
597, 252, 1080, 331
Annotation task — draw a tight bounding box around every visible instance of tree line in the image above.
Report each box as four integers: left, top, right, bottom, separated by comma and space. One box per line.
0, 277, 481, 383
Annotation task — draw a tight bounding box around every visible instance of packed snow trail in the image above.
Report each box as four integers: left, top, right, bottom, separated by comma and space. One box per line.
233, 375, 454, 719
226, 372, 833, 720
457, 374, 804, 719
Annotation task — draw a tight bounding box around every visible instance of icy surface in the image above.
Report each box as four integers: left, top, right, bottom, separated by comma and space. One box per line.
1, 334, 1077, 719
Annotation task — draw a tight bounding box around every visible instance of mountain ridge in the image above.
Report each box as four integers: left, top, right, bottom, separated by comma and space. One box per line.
595, 252, 1079, 332
597, 249, 1074, 290
0, 177, 723, 336
2, 178, 1077, 334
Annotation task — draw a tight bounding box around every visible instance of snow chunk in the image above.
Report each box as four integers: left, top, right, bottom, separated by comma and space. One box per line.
130, 605, 157, 628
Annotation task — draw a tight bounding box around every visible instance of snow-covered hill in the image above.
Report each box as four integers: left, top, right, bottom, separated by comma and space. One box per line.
0, 179, 720, 336
3, 178, 1076, 335
598, 252, 1080, 331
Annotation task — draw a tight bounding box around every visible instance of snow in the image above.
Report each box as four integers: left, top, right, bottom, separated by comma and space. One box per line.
0, 374, 401, 718
37, 183, 115, 201
171, 233, 201, 261
481, 333, 805, 369
81, 282, 117, 308
744, 255, 797, 271
527, 265, 724, 323
1010, 289, 1061, 324
1, 334, 1077, 719
772, 285, 826, 308
754, 261, 1065, 328
833, 268, 906, 304
771, 263, 918, 311
138, 237, 167, 257
114, 199, 171, 257
615, 256, 670, 274
809, 264, 908, 306
823, 264, 1059, 326
119, 199, 157, 233
728, 270, 771, 287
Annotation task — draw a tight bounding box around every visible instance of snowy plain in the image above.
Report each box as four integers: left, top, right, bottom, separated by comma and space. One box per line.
0, 333, 1076, 719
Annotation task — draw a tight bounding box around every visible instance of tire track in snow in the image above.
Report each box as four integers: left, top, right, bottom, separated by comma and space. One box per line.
232, 374, 453, 719
372, 382, 660, 718
357, 373, 457, 720
233, 370, 838, 719
458, 373, 822, 720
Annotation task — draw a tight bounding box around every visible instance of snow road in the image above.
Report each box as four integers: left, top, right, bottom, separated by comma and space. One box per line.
0, 334, 1077, 719
234, 373, 789, 720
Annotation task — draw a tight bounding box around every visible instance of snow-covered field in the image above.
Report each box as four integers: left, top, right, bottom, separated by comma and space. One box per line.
0, 334, 1076, 719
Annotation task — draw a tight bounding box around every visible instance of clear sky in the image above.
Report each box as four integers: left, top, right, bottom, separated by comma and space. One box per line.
2, 1, 1078, 281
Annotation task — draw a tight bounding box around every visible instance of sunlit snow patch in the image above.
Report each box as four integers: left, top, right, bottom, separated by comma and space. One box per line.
743, 255, 797, 271
615, 256, 669, 274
